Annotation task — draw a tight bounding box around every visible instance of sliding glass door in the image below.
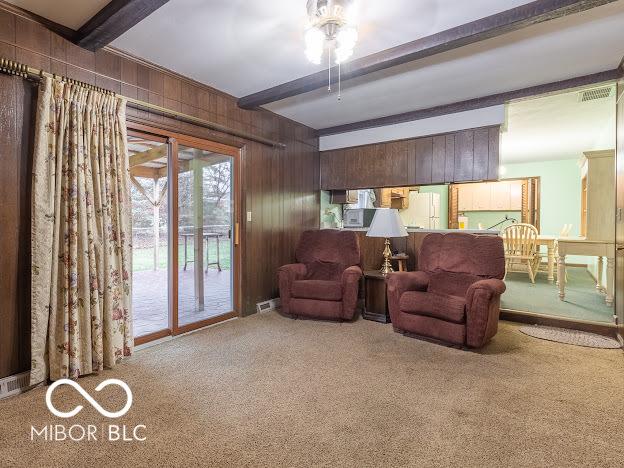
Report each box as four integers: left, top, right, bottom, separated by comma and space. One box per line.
177, 144, 234, 329
129, 133, 170, 340
129, 127, 239, 344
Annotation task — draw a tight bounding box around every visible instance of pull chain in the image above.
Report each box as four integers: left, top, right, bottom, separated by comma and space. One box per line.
327, 42, 331, 92
338, 61, 341, 101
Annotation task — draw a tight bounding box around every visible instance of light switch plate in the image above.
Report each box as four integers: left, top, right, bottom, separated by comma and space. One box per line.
247, 211, 252, 222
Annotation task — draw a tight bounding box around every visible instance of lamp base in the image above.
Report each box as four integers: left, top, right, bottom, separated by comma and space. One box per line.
379, 238, 394, 275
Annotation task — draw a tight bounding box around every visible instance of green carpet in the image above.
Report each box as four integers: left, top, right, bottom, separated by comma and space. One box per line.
501, 266, 613, 323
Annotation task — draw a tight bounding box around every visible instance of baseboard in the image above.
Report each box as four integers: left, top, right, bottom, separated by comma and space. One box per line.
501, 308, 618, 338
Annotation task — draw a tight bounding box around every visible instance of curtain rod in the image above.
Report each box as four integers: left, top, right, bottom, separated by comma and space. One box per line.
0, 58, 286, 149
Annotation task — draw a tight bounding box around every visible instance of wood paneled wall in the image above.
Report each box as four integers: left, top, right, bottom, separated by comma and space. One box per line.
0, 7, 319, 378
320, 126, 500, 190
354, 231, 429, 272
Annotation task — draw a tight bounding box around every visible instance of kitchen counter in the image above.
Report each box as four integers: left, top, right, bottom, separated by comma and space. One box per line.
336, 227, 500, 235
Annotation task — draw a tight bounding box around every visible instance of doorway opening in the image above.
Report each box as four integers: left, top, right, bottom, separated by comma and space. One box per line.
128, 125, 241, 345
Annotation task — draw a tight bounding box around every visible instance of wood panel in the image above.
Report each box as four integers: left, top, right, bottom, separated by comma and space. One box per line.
431, 135, 446, 184
320, 126, 499, 190
413, 137, 433, 185
0, 7, 320, 378
454, 130, 474, 182
488, 127, 500, 180
0, 76, 35, 379
473, 127, 490, 181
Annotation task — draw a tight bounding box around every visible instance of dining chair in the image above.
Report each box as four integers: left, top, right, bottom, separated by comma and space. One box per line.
502, 223, 541, 283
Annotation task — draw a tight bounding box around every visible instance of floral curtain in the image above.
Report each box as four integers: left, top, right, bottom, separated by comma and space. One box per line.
31, 77, 133, 385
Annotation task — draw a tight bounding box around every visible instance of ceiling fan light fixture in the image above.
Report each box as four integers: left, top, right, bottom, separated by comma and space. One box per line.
304, 0, 358, 64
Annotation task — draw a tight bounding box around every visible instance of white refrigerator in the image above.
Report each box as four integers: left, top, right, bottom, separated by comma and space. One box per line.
399, 192, 440, 229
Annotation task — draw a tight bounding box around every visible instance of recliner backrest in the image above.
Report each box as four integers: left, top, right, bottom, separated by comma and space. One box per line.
295, 229, 360, 267
418, 233, 505, 279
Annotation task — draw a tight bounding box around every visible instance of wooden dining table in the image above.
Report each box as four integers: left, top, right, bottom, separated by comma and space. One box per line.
535, 235, 557, 282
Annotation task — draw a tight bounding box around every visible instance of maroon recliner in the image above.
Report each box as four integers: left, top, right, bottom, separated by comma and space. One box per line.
278, 230, 362, 320
387, 233, 506, 348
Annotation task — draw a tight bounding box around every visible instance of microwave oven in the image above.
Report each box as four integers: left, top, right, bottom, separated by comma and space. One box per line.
343, 208, 377, 228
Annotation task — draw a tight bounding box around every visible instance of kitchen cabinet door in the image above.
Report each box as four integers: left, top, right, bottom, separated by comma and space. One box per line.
346, 146, 368, 189
413, 137, 433, 184
490, 181, 511, 210
473, 183, 491, 211
473, 127, 490, 181
454, 130, 474, 182
385, 140, 409, 187
431, 136, 446, 184
509, 181, 523, 210
458, 184, 474, 211
320, 150, 346, 190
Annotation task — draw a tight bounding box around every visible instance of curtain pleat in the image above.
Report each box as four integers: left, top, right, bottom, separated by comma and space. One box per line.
31, 77, 133, 384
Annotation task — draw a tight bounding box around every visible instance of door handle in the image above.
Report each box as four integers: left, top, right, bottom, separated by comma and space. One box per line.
234, 222, 240, 246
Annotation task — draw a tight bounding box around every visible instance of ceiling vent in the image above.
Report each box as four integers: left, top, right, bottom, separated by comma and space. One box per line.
578, 86, 613, 102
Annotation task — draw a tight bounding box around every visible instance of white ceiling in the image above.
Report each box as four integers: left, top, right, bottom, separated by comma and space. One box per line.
501, 85, 616, 164
6, 0, 111, 30
266, 2, 624, 129
9, 0, 623, 133
113, 0, 534, 97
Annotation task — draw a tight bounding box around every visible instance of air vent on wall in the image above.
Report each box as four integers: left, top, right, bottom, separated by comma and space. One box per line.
0, 372, 31, 400
578, 86, 613, 102
256, 298, 281, 313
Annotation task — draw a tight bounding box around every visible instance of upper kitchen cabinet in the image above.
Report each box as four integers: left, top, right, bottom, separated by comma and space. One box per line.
319, 126, 500, 190
320, 149, 346, 190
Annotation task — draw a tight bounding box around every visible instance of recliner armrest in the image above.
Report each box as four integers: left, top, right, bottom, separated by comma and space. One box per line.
277, 263, 307, 281
341, 265, 363, 285
465, 278, 506, 348
466, 279, 506, 304
277, 263, 307, 316
341, 265, 363, 320
386, 271, 430, 295
386, 271, 430, 324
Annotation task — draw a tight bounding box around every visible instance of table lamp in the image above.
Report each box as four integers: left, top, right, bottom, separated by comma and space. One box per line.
366, 208, 408, 275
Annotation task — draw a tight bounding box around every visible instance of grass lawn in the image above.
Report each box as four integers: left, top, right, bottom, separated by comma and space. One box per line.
133, 240, 231, 271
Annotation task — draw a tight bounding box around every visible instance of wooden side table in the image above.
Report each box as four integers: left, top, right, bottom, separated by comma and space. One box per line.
363, 270, 391, 323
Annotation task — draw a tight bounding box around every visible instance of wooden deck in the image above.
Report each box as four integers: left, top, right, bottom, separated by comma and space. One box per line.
132, 267, 232, 337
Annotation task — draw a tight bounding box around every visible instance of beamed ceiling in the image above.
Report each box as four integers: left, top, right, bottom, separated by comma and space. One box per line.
5, 0, 624, 132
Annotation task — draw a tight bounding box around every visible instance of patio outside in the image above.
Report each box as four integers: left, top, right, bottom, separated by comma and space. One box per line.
129, 135, 233, 338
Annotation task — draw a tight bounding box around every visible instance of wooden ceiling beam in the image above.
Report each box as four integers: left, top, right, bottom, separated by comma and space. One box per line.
237, 0, 618, 109
130, 165, 160, 179
74, 0, 170, 51
129, 145, 167, 167
318, 68, 622, 136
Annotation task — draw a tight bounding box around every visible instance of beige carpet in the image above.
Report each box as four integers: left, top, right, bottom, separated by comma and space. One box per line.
1, 312, 623, 467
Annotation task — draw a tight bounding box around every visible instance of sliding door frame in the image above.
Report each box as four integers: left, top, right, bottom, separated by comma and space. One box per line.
129, 122, 242, 345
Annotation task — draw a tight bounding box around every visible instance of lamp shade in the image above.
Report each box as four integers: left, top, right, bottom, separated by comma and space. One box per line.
366, 208, 408, 238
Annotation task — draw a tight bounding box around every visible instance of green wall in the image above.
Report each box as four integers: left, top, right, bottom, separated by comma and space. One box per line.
502, 158, 591, 269
462, 211, 522, 230
418, 185, 449, 228
504, 158, 581, 236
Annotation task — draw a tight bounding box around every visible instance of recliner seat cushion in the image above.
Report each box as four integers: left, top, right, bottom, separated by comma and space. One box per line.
399, 291, 466, 324
291, 280, 342, 301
